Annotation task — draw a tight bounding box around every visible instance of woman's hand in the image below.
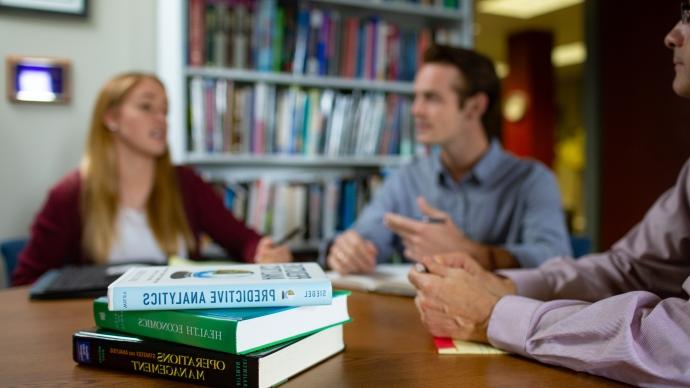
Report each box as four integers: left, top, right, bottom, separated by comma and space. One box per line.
254, 237, 294, 263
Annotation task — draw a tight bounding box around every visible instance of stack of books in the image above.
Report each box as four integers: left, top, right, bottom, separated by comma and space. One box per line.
72, 263, 350, 387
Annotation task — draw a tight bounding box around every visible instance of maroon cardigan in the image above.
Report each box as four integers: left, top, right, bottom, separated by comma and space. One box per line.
12, 166, 261, 286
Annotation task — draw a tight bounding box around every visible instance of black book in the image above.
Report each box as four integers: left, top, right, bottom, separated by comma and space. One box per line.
73, 325, 344, 387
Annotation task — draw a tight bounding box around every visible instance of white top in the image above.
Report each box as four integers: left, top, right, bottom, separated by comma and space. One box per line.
108, 207, 186, 264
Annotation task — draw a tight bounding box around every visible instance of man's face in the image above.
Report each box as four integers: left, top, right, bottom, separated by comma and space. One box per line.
411, 64, 472, 146
665, 6, 690, 97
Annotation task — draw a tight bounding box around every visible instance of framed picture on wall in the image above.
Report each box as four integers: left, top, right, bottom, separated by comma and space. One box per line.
0, 0, 88, 17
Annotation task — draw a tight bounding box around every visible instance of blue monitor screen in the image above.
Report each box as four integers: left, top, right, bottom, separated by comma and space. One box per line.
13, 62, 66, 102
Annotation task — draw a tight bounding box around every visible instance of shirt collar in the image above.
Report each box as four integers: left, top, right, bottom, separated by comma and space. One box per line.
434, 140, 505, 186
472, 140, 505, 184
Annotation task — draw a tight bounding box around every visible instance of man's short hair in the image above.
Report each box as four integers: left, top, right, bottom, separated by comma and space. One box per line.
422, 45, 502, 141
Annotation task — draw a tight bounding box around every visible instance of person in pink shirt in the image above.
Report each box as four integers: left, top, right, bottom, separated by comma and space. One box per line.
409, 3, 690, 386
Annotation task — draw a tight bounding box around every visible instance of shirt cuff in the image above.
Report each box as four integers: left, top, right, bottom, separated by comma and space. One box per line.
497, 268, 551, 300
241, 235, 261, 263
487, 295, 542, 357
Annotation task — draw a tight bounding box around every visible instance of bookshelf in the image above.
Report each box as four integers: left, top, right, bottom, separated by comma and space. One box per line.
187, 67, 414, 94
157, 0, 473, 253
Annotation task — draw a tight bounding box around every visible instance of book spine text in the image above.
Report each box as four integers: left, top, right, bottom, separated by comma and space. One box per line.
73, 332, 258, 387
93, 301, 240, 353
108, 280, 331, 311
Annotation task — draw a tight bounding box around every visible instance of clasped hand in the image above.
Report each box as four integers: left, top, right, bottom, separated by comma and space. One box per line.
408, 252, 516, 343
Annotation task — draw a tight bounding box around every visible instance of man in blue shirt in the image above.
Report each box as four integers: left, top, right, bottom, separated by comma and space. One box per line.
327, 45, 571, 274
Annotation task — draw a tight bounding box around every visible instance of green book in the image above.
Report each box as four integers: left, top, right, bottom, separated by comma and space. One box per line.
93, 290, 350, 355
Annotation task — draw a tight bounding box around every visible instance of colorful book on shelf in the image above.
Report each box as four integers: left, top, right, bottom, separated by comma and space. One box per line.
188, 0, 205, 66
73, 324, 345, 388
291, 6, 310, 74
94, 290, 350, 355
340, 16, 359, 78
433, 337, 507, 355
231, 4, 250, 68
107, 263, 332, 311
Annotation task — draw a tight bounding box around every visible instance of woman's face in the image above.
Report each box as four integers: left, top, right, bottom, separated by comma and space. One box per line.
107, 78, 169, 158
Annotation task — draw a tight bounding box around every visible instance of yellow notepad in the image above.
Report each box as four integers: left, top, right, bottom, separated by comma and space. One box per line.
434, 337, 507, 355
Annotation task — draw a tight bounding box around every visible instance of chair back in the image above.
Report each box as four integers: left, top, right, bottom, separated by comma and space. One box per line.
570, 235, 592, 258
1, 238, 27, 286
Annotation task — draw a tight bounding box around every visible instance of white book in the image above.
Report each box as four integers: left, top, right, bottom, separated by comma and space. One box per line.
289, 184, 307, 244
255, 178, 273, 234
253, 82, 268, 154
189, 76, 205, 154
367, 93, 386, 155
108, 262, 332, 311
327, 264, 416, 297
351, 94, 367, 156
305, 89, 322, 156
280, 87, 298, 153
274, 89, 288, 153
255, 324, 345, 388
264, 84, 277, 153
213, 79, 227, 153
271, 182, 289, 240
322, 178, 340, 239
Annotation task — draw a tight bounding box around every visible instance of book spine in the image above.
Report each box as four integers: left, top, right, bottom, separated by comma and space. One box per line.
108, 279, 332, 311
73, 332, 257, 387
188, 0, 205, 66
93, 300, 239, 353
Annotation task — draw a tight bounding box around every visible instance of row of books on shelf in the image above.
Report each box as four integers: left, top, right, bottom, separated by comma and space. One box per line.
75, 263, 351, 387
212, 174, 383, 246
189, 0, 461, 81
189, 77, 417, 156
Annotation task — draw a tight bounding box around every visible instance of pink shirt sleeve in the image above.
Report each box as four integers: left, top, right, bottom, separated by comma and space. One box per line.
488, 290, 690, 386
487, 158, 690, 386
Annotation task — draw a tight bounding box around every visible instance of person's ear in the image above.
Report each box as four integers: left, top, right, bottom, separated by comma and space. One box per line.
103, 109, 119, 132
465, 92, 488, 120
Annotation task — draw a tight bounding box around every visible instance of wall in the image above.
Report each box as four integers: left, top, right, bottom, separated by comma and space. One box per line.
596, 1, 690, 248
0, 1, 157, 285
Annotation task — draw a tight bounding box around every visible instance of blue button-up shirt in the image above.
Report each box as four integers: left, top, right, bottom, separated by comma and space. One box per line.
352, 141, 572, 268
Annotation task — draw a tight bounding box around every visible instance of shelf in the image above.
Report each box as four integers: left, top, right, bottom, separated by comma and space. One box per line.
157, 0, 471, 162
309, 0, 465, 22
186, 68, 414, 94
184, 153, 414, 168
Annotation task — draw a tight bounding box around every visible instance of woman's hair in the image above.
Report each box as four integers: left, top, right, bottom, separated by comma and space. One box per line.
80, 72, 194, 262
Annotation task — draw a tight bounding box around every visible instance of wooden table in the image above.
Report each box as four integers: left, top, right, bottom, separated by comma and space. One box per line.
0, 287, 623, 387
